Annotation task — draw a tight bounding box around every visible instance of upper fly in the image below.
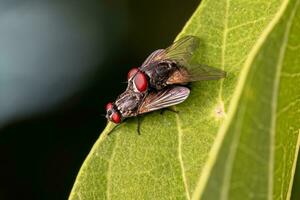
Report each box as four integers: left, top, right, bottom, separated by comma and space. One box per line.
127, 36, 226, 92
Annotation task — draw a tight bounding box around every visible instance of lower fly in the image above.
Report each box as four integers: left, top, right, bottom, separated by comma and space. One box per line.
105, 85, 190, 133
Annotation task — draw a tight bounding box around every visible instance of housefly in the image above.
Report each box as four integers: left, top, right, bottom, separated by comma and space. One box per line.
126, 36, 226, 93
105, 77, 190, 124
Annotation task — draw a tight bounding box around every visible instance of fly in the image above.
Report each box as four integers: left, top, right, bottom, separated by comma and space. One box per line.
105, 85, 190, 124
127, 36, 226, 93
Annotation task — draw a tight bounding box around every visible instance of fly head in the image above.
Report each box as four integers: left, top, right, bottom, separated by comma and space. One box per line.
105, 102, 122, 124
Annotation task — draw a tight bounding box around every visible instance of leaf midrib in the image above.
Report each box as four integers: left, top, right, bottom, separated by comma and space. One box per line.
219, 0, 231, 198
175, 111, 191, 200
218, 0, 229, 118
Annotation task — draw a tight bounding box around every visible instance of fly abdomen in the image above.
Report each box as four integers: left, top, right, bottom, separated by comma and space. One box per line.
145, 61, 177, 90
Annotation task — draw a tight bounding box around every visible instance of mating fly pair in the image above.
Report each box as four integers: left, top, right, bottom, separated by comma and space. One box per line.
105, 36, 226, 128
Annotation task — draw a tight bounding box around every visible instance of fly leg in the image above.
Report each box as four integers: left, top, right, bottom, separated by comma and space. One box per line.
107, 119, 128, 136
107, 124, 119, 136
107, 118, 142, 136
136, 117, 141, 135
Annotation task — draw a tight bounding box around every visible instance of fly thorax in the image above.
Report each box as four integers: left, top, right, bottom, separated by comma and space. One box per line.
115, 91, 143, 117
149, 61, 177, 90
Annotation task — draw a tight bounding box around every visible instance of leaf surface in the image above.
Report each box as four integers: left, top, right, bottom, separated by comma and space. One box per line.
69, 0, 300, 199
193, 0, 300, 199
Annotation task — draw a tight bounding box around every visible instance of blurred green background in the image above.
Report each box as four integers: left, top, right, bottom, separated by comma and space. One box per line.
0, 0, 199, 199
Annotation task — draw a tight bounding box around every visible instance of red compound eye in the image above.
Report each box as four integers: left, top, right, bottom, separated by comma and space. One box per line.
106, 102, 113, 111
111, 112, 121, 124
133, 71, 148, 92
127, 67, 139, 80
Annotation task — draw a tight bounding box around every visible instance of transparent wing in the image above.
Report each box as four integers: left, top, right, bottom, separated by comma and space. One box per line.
163, 36, 226, 80
138, 86, 190, 114
188, 64, 226, 81
139, 36, 225, 84
163, 35, 200, 66
139, 49, 165, 70
166, 64, 226, 84
139, 35, 199, 71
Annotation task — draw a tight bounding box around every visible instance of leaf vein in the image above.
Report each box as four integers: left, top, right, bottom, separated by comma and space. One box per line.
227, 16, 269, 32
281, 72, 300, 77
277, 98, 300, 117
175, 110, 191, 200
287, 43, 300, 50
218, 0, 229, 118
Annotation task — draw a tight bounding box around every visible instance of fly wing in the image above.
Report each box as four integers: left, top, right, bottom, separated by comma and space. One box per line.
163, 36, 226, 81
166, 64, 226, 84
140, 49, 165, 70
139, 36, 199, 71
138, 86, 190, 114
162, 35, 199, 67
139, 36, 225, 84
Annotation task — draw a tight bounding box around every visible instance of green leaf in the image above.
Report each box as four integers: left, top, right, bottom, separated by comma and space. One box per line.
69, 0, 300, 199
192, 0, 300, 199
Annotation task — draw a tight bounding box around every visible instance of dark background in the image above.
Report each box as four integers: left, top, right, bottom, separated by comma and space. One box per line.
0, 0, 199, 199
